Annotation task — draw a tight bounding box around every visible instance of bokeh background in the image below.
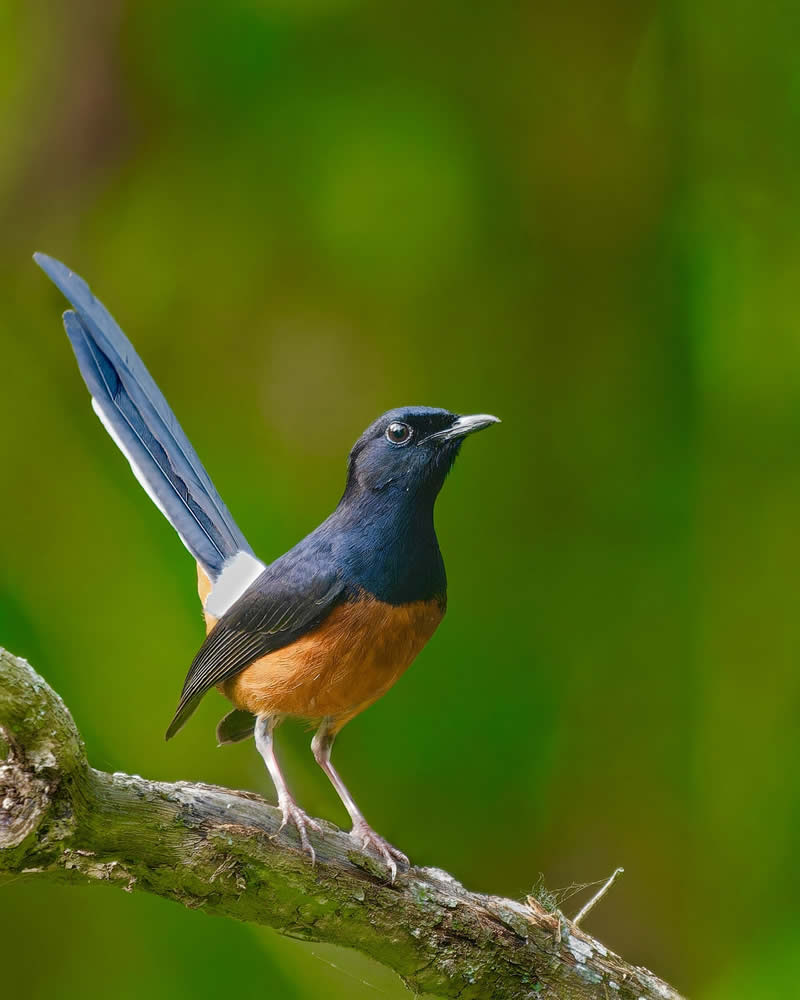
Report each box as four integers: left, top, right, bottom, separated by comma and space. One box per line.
1, 2, 798, 997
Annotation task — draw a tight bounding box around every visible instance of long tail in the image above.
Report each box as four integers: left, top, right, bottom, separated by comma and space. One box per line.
34, 253, 264, 609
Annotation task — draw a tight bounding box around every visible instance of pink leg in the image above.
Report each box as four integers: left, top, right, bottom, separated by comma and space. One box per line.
311, 719, 409, 882
255, 715, 322, 863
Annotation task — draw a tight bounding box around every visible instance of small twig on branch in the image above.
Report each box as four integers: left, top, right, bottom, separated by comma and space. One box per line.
0, 647, 684, 1000
573, 868, 625, 927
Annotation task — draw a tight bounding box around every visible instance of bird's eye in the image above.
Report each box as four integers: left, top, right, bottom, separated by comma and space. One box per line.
385, 421, 412, 445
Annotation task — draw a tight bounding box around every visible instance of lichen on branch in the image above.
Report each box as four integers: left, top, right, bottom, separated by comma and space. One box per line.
0, 647, 683, 1000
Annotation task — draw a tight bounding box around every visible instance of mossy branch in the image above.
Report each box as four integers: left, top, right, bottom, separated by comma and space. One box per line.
0, 647, 683, 1000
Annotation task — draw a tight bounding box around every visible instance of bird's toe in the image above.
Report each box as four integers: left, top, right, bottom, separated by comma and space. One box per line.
350, 820, 410, 882
272, 800, 323, 863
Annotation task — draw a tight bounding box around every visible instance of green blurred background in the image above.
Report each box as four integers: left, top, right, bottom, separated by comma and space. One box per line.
1, 1, 798, 997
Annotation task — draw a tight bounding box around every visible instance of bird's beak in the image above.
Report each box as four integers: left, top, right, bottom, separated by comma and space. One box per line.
426, 413, 501, 443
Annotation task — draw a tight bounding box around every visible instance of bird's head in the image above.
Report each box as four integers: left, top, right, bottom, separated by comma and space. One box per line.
343, 406, 500, 502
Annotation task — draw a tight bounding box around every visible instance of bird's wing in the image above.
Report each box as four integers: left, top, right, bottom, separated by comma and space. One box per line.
166, 570, 345, 739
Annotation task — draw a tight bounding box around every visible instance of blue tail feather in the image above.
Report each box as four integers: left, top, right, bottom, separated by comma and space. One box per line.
37, 253, 252, 577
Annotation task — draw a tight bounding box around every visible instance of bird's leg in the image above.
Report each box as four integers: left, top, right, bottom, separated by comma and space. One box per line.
254, 714, 322, 863
311, 718, 409, 882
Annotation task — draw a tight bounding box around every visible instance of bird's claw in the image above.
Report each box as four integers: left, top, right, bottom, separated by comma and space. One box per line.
350, 819, 410, 883
272, 800, 323, 864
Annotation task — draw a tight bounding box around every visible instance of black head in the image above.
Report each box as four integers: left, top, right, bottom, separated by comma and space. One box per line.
343, 406, 500, 502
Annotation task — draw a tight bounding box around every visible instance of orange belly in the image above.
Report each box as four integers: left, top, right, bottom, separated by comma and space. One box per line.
197, 563, 444, 731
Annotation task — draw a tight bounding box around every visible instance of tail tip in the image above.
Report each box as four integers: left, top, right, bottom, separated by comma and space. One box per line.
33, 250, 57, 272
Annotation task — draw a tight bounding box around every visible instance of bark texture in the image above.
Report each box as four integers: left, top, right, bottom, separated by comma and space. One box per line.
0, 647, 683, 1000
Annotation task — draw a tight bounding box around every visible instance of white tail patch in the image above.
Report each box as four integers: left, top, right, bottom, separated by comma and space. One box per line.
205, 550, 266, 616
91, 397, 191, 554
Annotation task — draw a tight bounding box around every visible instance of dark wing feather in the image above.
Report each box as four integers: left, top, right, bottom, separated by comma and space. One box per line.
166, 572, 344, 739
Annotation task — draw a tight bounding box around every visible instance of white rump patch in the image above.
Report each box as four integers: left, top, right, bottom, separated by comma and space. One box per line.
91, 398, 263, 603
206, 551, 266, 616
91, 397, 191, 553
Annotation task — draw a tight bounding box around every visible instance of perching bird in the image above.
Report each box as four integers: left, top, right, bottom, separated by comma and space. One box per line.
35, 252, 499, 878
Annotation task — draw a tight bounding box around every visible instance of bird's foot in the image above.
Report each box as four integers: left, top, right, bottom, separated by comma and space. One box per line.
350, 819, 410, 883
272, 799, 323, 864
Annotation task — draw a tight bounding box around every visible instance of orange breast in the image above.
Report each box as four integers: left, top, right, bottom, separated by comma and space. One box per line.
218, 592, 444, 731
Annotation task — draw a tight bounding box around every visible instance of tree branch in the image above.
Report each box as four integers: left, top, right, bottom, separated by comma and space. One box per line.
0, 647, 683, 1000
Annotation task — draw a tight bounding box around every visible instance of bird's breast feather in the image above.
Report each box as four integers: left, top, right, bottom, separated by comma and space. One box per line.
219, 590, 445, 723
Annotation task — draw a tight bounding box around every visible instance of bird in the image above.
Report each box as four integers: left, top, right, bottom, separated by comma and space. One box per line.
34, 252, 499, 878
